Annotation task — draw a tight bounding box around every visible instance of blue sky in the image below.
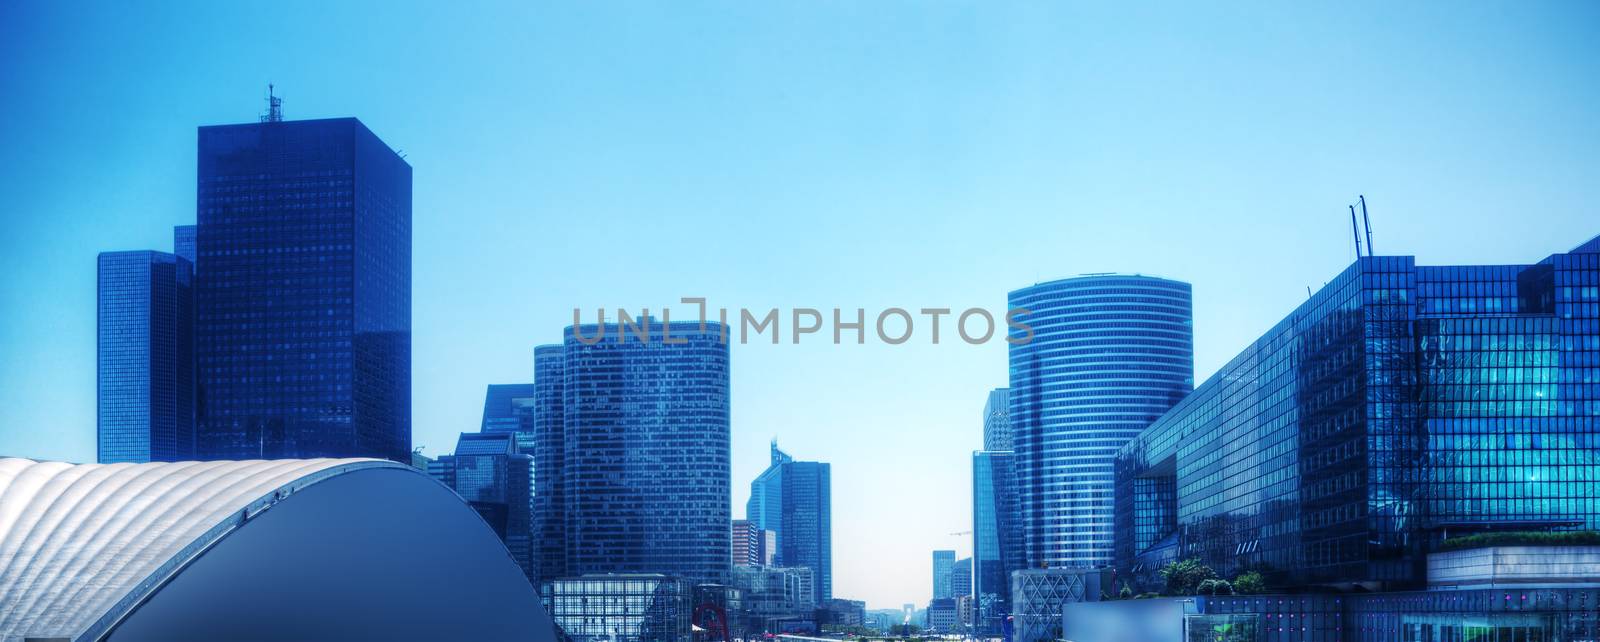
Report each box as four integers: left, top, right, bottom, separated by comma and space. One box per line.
2, 1, 1598, 609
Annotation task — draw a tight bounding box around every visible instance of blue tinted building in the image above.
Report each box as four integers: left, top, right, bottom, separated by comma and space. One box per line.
983, 388, 1011, 451
747, 441, 833, 604
194, 117, 411, 463
559, 320, 731, 586
972, 450, 1021, 634
532, 344, 567, 583
97, 251, 194, 463
931, 550, 956, 600
173, 225, 196, 265
1008, 275, 1193, 569
448, 431, 535, 582
1115, 236, 1600, 590
481, 382, 536, 455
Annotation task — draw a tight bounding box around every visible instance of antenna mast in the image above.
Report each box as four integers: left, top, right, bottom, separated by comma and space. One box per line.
261, 84, 283, 123
1349, 205, 1364, 258
1359, 195, 1373, 255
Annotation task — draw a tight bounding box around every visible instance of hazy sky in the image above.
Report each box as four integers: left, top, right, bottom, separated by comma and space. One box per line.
2, 1, 1598, 610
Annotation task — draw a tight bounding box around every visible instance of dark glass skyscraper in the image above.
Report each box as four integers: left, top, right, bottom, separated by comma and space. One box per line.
194, 117, 411, 463
746, 441, 833, 604
173, 225, 196, 265
931, 550, 956, 600
559, 320, 731, 586
96, 251, 194, 463
1008, 275, 1193, 570
447, 430, 535, 582
983, 388, 1012, 451
1115, 237, 1600, 590
972, 450, 1021, 634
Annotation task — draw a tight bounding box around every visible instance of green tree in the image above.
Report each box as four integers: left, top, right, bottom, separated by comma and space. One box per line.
1232, 571, 1266, 595
1160, 558, 1217, 595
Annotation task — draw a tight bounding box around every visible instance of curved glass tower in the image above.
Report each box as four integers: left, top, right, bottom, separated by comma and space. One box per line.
1008, 274, 1192, 569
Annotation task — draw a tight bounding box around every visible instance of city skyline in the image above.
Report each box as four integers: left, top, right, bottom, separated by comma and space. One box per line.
4, 1, 1600, 611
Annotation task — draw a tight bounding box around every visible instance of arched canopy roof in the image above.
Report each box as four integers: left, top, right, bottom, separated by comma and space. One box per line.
0, 458, 401, 641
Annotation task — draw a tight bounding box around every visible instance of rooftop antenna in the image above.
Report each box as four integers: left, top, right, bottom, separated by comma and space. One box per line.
1359, 195, 1373, 255
261, 84, 283, 123
1349, 205, 1364, 258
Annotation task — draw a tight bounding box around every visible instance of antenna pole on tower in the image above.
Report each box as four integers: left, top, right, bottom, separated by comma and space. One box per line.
1360, 195, 1373, 255
261, 84, 284, 123
1350, 205, 1364, 258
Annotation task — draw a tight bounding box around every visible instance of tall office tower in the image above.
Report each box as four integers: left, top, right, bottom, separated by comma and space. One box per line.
732, 519, 762, 566
195, 116, 411, 463
972, 450, 1021, 634
447, 431, 535, 581
173, 225, 196, 265
1115, 237, 1600, 591
982, 388, 1012, 451
1008, 275, 1192, 569
950, 557, 972, 600
532, 344, 566, 582
97, 251, 194, 463
746, 441, 833, 604
931, 550, 956, 600
561, 320, 731, 586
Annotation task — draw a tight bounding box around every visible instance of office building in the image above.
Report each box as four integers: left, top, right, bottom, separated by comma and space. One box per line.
173, 225, 196, 264
734, 565, 817, 633
950, 557, 972, 603
195, 116, 411, 463
447, 431, 535, 581
746, 441, 832, 604
541, 574, 689, 642
983, 388, 1012, 451
481, 383, 535, 431
1116, 238, 1600, 590
732, 519, 770, 567
931, 550, 955, 600
1008, 274, 1193, 569
972, 450, 1021, 634
819, 598, 866, 629
559, 320, 731, 586
926, 598, 958, 632
97, 251, 194, 463
532, 344, 566, 582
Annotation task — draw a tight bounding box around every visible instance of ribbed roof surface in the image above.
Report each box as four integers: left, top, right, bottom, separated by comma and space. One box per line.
0, 457, 399, 642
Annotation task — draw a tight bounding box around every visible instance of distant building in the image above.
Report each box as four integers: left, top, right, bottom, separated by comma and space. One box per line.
819, 598, 866, 628
97, 250, 194, 463
447, 431, 534, 582
733, 565, 816, 633
931, 550, 955, 600
172, 225, 196, 265
480, 383, 536, 452
557, 320, 732, 586
972, 450, 1022, 634
746, 441, 832, 604
195, 116, 411, 463
1009, 274, 1193, 570
541, 574, 689, 642
982, 388, 1011, 451
950, 557, 972, 602
926, 598, 958, 632
732, 519, 769, 566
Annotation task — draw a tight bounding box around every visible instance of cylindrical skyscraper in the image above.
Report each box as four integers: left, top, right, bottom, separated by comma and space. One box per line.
1008, 274, 1192, 570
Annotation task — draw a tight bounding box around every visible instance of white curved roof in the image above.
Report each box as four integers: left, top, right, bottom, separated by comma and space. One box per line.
0, 457, 402, 642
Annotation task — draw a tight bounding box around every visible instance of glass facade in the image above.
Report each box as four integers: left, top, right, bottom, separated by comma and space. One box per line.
745, 441, 832, 604
932, 550, 956, 599
560, 320, 731, 586
973, 450, 1022, 634
984, 388, 1012, 451
1009, 275, 1194, 569
173, 225, 196, 265
1114, 239, 1600, 590
541, 574, 690, 642
195, 117, 411, 463
533, 344, 567, 583
97, 251, 194, 463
